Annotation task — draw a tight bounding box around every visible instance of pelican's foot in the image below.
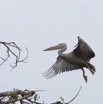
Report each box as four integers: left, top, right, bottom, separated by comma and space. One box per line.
84, 75, 88, 83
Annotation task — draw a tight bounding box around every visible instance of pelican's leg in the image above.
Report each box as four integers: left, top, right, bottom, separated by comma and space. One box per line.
82, 68, 88, 83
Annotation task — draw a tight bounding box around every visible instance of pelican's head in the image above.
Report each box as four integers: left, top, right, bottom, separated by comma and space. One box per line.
43, 43, 66, 51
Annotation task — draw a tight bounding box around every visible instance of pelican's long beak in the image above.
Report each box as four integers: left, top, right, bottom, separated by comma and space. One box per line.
43, 44, 61, 51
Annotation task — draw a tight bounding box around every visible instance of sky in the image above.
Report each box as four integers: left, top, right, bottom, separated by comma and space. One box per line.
0, 0, 103, 104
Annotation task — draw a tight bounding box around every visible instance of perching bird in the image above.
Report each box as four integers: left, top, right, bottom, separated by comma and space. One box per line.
43, 36, 96, 82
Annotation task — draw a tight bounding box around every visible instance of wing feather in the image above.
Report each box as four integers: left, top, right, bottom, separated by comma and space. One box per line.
43, 57, 80, 79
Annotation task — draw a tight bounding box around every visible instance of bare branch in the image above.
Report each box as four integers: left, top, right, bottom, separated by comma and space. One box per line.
0, 87, 82, 104
0, 41, 28, 70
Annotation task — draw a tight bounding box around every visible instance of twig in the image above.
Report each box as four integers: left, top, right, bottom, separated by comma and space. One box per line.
0, 41, 28, 70
66, 86, 82, 104
52, 86, 82, 104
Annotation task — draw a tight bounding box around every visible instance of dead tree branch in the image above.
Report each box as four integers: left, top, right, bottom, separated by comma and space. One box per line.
0, 89, 42, 104
0, 87, 82, 104
0, 41, 29, 70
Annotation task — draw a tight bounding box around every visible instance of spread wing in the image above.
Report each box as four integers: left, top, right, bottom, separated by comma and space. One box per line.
73, 36, 95, 61
42, 57, 80, 79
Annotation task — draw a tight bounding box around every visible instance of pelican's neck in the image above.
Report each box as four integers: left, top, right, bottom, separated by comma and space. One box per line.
58, 44, 67, 55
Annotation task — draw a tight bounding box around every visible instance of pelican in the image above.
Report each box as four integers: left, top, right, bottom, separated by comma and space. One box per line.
43, 36, 96, 82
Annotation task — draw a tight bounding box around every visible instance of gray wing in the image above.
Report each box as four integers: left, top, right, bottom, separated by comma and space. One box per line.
43, 57, 80, 79
73, 36, 95, 61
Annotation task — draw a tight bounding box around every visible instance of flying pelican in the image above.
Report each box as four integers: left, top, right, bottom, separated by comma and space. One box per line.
43, 36, 96, 82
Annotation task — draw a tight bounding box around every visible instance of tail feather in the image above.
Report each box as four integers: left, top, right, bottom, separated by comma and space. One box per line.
87, 63, 96, 74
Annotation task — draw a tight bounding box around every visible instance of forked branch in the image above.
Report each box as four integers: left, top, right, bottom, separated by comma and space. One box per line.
0, 41, 29, 70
